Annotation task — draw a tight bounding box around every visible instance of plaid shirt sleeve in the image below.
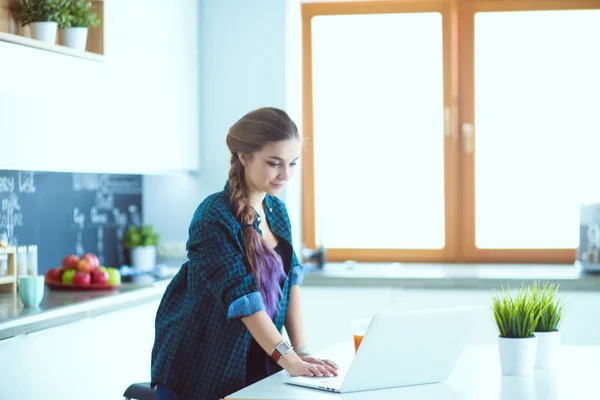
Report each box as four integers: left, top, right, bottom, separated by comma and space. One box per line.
291, 250, 310, 286
188, 219, 265, 319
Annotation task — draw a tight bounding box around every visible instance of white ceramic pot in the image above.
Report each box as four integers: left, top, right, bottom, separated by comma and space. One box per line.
534, 331, 561, 370
30, 22, 58, 44
130, 246, 156, 271
62, 27, 88, 51
497, 336, 537, 376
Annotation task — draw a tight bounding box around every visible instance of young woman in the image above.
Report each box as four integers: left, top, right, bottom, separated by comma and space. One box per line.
151, 107, 338, 400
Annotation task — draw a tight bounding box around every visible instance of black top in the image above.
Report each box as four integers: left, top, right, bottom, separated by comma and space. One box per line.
245, 239, 293, 386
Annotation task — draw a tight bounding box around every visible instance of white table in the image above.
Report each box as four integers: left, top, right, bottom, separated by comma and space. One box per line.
225, 342, 600, 399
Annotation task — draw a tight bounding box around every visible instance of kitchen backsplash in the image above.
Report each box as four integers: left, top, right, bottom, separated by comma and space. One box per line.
0, 170, 142, 275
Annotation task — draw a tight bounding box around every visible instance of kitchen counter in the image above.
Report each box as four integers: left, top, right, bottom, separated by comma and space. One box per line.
2, 261, 598, 342
303, 262, 600, 291
0, 278, 171, 341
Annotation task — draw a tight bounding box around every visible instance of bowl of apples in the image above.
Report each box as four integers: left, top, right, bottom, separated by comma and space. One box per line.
45, 253, 122, 291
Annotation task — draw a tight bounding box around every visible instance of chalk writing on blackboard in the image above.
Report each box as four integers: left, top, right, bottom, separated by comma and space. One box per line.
18, 171, 36, 194
0, 170, 142, 272
0, 193, 23, 246
73, 174, 141, 195
97, 227, 105, 265
0, 176, 15, 193
76, 232, 84, 256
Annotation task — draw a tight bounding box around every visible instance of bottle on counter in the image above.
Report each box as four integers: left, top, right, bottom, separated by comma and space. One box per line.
27, 245, 38, 276
17, 246, 27, 277
0, 232, 8, 247
0, 254, 7, 277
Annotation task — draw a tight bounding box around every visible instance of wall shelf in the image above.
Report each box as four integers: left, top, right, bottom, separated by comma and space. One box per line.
0, 31, 104, 62
0, 0, 104, 61
0, 246, 16, 294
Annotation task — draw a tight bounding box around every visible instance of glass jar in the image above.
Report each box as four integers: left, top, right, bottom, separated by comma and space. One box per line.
27, 245, 38, 276
17, 246, 27, 277
0, 232, 8, 247
0, 254, 7, 277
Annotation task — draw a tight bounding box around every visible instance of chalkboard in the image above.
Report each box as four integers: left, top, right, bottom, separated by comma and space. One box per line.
0, 170, 142, 275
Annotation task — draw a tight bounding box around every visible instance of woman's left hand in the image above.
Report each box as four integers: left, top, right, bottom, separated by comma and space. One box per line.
299, 355, 339, 376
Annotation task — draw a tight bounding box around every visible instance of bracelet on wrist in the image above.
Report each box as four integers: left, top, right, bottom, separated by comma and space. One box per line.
294, 348, 312, 357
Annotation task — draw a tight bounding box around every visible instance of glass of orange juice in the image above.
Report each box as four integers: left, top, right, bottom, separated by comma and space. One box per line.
351, 318, 371, 352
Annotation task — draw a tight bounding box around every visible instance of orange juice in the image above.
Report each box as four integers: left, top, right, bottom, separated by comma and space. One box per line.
353, 334, 364, 352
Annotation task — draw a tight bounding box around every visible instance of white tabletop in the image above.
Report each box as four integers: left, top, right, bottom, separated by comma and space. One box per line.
225, 342, 600, 400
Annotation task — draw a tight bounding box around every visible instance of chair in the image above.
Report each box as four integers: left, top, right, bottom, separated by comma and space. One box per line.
123, 382, 157, 400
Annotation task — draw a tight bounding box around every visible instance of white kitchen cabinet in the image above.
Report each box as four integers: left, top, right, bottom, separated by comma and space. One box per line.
392, 288, 498, 345
0, 0, 199, 174
392, 288, 600, 346
89, 299, 161, 399
19, 319, 95, 400
555, 291, 600, 346
0, 336, 20, 400
301, 286, 600, 353
4, 299, 160, 400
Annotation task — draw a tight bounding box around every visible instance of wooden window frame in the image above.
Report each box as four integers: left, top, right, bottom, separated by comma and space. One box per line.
302, 0, 600, 264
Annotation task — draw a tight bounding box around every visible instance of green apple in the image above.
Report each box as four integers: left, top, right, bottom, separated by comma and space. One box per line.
106, 268, 121, 286
62, 269, 76, 284
99, 266, 108, 273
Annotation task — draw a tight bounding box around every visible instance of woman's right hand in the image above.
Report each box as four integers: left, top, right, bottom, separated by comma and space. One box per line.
279, 353, 336, 377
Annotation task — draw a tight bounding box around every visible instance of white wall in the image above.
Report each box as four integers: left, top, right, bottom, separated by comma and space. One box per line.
144, 0, 303, 246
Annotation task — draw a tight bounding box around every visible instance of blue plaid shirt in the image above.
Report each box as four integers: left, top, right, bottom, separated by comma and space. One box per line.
151, 182, 310, 400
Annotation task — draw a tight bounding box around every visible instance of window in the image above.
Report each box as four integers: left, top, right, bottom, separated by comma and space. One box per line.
302, 0, 600, 264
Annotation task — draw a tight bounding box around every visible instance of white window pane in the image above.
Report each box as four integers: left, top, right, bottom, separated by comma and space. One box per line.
475, 10, 600, 249
312, 13, 445, 249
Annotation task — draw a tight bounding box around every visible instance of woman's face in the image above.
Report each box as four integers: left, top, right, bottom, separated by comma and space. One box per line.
241, 138, 301, 197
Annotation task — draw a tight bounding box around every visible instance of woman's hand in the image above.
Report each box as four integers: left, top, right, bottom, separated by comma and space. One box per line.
300, 355, 339, 376
279, 353, 338, 377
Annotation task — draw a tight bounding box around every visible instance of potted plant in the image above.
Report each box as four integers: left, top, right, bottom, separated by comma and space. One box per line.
123, 225, 160, 271
59, 0, 100, 51
15, 0, 69, 44
531, 281, 566, 370
492, 285, 541, 376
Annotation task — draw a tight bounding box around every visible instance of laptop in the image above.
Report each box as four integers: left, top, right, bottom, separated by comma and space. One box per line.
284, 307, 481, 394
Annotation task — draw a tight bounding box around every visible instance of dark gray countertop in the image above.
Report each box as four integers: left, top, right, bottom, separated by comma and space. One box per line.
303, 262, 600, 291
2, 262, 598, 342
0, 279, 171, 341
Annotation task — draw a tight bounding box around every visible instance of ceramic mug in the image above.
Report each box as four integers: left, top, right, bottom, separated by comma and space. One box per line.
18, 276, 45, 308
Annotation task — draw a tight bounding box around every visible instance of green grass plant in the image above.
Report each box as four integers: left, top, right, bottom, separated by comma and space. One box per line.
492, 285, 542, 339
531, 281, 566, 332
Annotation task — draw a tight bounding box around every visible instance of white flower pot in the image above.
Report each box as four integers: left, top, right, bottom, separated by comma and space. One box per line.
30, 22, 58, 44
497, 336, 537, 376
130, 246, 156, 271
534, 331, 561, 370
62, 27, 88, 51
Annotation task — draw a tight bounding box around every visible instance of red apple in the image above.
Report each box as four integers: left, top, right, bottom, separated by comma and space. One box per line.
62, 255, 80, 270
84, 253, 100, 270
72, 271, 91, 286
46, 267, 64, 282
76, 253, 100, 273
91, 269, 109, 285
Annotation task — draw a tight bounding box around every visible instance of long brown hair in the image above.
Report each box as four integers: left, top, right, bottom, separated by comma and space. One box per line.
226, 107, 299, 317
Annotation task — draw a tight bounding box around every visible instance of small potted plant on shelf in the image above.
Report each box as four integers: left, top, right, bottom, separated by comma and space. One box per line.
531, 281, 566, 370
59, 0, 100, 51
492, 285, 542, 376
123, 225, 160, 272
15, 0, 70, 44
